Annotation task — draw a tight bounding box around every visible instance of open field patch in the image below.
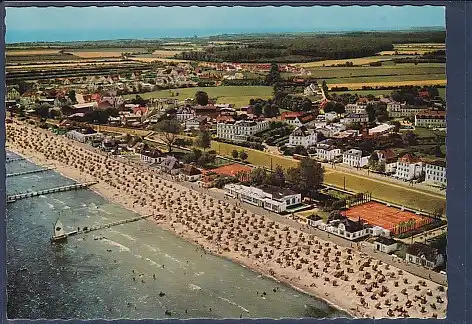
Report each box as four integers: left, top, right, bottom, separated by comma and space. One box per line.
68, 51, 124, 58
306, 65, 445, 79
151, 50, 183, 58
124, 86, 273, 107
129, 57, 191, 63
6, 49, 62, 56
327, 79, 446, 90
296, 55, 415, 68
6, 60, 139, 70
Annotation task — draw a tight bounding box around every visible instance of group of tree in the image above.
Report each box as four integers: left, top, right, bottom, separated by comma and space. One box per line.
264, 63, 281, 86
231, 149, 248, 161
274, 92, 314, 112
249, 98, 280, 118
243, 158, 323, 198
365, 102, 389, 123
183, 148, 217, 167
175, 31, 444, 63
323, 101, 345, 114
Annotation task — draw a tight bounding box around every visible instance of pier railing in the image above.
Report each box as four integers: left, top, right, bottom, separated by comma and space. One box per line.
7, 167, 55, 178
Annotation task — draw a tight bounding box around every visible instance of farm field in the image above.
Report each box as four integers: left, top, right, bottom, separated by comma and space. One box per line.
327, 79, 446, 90
330, 87, 446, 100
323, 73, 445, 85
129, 57, 191, 63
124, 86, 273, 107
151, 50, 184, 58
6, 49, 62, 56
5, 60, 140, 70
66, 48, 147, 58
296, 55, 416, 68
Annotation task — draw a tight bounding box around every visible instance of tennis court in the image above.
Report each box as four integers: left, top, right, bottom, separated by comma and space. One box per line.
343, 201, 432, 235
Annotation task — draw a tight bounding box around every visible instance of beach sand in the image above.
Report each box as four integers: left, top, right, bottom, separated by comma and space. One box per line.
6, 120, 447, 319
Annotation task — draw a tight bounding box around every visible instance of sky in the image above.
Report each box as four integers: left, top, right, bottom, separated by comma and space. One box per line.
5, 6, 446, 43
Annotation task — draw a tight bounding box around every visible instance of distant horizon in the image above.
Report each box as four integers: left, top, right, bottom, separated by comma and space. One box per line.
6, 6, 445, 43
6, 26, 446, 45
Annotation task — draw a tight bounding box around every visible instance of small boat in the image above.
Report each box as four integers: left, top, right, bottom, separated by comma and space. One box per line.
50, 219, 68, 243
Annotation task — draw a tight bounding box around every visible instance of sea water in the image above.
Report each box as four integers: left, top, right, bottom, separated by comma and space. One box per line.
6, 151, 348, 319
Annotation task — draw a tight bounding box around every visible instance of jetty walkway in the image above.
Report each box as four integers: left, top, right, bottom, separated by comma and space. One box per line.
7, 167, 55, 178
52, 214, 154, 242
7, 181, 97, 203
6, 157, 26, 163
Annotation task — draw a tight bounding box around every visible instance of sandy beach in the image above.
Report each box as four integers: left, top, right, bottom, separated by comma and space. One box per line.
6, 120, 447, 319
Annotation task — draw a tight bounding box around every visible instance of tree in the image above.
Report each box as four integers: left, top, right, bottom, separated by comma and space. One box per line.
287, 158, 324, 198
154, 119, 181, 152
368, 152, 379, 169
198, 151, 216, 167
267, 165, 286, 187
231, 150, 239, 159
263, 103, 279, 118
253, 103, 263, 117
402, 131, 418, 146
195, 91, 209, 106
196, 130, 211, 151
333, 102, 345, 114
250, 167, 267, 186
391, 120, 401, 133
265, 63, 280, 86
239, 151, 248, 161
294, 145, 308, 156
18, 81, 32, 95
36, 104, 50, 119
68, 90, 77, 104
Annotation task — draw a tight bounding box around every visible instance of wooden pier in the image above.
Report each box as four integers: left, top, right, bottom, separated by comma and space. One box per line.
51, 214, 154, 242
7, 167, 55, 178
7, 181, 97, 203
6, 157, 26, 163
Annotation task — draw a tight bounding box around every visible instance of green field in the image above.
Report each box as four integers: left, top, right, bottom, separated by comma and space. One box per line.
331, 88, 446, 100
323, 172, 446, 214
124, 86, 273, 107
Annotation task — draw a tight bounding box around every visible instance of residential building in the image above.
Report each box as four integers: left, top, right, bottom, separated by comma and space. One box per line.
304, 83, 322, 96
176, 106, 196, 121
224, 184, 302, 213
342, 149, 370, 168
20, 92, 40, 106
345, 99, 368, 114
315, 142, 342, 161
7, 87, 20, 101
184, 116, 210, 131
387, 104, 425, 118
288, 126, 318, 148
319, 215, 370, 241
281, 111, 317, 128
324, 111, 338, 122
424, 160, 447, 187
373, 237, 399, 254
367, 123, 395, 137
160, 156, 181, 175
140, 149, 165, 164
306, 214, 323, 227
375, 148, 398, 174
217, 119, 270, 142
414, 110, 446, 128
180, 164, 203, 182
341, 113, 369, 124
71, 102, 98, 114
66, 130, 103, 143
406, 243, 444, 269
394, 153, 423, 181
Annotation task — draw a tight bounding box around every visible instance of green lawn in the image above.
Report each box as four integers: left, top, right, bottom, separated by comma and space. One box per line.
306, 65, 445, 79
330, 89, 394, 97
324, 73, 445, 85
323, 171, 446, 214
124, 86, 273, 108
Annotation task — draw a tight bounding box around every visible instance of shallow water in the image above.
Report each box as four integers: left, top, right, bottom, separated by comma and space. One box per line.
6, 152, 349, 319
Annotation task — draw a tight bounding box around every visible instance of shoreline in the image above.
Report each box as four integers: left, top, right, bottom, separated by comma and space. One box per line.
6, 121, 447, 319
6, 146, 354, 318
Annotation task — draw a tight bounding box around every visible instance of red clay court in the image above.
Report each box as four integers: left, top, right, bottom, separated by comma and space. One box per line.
343, 201, 432, 235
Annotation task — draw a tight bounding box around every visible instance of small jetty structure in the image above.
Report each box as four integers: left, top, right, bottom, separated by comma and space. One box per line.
50, 219, 68, 243
6, 157, 26, 163
7, 181, 97, 203
7, 167, 55, 178
50, 214, 154, 243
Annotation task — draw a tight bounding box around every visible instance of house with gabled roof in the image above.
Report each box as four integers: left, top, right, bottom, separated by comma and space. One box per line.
342, 149, 370, 168
394, 153, 423, 181
160, 156, 182, 175
375, 148, 398, 174
424, 160, 447, 187
7, 87, 20, 101
179, 164, 202, 182
406, 242, 444, 269
288, 126, 318, 148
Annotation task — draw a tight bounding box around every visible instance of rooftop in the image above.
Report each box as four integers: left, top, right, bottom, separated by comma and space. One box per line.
406, 242, 441, 263
374, 236, 398, 246
257, 184, 298, 200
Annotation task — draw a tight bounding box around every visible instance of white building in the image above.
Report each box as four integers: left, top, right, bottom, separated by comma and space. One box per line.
342, 149, 370, 168
217, 119, 270, 142
176, 106, 196, 122
306, 214, 324, 227
342, 113, 369, 124
140, 149, 165, 164
424, 160, 447, 187
304, 83, 322, 96
319, 216, 370, 241
373, 237, 399, 254
406, 243, 444, 269
224, 184, 301, 213
315, 142, 342, 161
281, 112, 317, 128
345, 99, 368, 114
288, 126, 318, 148
414, 110, 446, 128
375, 149, 398, 174
386, 102, 424, 118
394, 153, 423, 181
66, 130, 103, 143
368, 123, 395, 136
